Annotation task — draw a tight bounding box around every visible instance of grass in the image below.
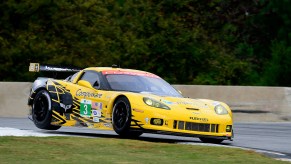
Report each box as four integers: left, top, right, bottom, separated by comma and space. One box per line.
0, 136, 288, 164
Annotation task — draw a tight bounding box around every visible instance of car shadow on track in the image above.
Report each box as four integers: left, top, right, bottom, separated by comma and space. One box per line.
40, 130, 232, 146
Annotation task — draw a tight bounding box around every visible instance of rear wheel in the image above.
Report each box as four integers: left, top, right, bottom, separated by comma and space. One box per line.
112, 97, 142, 138
32, 90, 61, 130
199, 137, 223, 144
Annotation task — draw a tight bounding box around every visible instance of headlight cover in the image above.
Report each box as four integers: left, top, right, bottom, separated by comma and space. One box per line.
143, 97, 170, 110
214, 104, 228, 115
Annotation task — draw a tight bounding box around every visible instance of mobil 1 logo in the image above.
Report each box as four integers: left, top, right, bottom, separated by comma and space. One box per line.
80, 99, 91, 117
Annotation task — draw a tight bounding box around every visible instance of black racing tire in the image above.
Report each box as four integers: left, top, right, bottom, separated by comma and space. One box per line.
32, 90, 61, 130
112, 97, 143, 138
199, 137, 224, 144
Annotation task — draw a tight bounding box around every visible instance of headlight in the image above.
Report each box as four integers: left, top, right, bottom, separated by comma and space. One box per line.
214, 105, 228, 115
143, 97, 170, 110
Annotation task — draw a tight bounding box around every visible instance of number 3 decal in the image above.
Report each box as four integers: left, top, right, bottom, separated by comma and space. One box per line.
84, 104, 88, 114
80, 99, 91, 117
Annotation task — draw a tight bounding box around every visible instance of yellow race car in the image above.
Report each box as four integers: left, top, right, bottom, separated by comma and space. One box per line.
28, 63, 233, 143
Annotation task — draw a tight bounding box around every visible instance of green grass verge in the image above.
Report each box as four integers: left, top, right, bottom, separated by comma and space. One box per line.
0, 136, 287, 164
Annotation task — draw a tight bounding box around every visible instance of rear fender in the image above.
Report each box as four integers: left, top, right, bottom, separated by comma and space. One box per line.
28, 77, 49, 105
28, 78, 73, 118
46, 80, 73, 118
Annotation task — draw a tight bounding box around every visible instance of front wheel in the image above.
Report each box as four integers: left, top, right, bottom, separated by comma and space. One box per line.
112, 97, 142, 138
32, 90, 61, 130
199, 137, 224, 144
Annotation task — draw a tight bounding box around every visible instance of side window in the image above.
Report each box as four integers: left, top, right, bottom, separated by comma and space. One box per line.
69, 72, 79, 83
79, 71, 100, 89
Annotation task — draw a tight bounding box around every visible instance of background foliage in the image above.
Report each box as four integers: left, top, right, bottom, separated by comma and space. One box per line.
0, 0, 290, 86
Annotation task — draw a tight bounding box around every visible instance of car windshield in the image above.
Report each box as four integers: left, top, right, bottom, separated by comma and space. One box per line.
105, 74, 182, 97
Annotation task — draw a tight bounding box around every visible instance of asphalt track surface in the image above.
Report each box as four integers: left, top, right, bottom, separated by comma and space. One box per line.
1, 117, 291, 161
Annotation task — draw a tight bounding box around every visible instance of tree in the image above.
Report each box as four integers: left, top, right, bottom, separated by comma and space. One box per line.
0, 0, 290, 86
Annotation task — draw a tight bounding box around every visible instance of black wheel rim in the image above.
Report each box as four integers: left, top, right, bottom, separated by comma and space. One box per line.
113, 101, 128, 129
34, 94, 48, 122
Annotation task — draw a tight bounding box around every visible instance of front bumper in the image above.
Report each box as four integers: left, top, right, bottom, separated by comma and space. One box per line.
134, 121, 233, 141
131, 105, 233, 140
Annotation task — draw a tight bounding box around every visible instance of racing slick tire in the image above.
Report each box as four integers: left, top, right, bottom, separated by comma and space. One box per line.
32, 90, 61, 130
112, 97, 143, 138
199, 137, 223, 144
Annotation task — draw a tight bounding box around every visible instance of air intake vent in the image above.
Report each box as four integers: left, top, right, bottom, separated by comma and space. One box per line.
173, 120, 219, 133
186, 108, 199, 110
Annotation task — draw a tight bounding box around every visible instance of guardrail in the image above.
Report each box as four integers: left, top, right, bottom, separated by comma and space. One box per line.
0, 82, 290, 122
0, 82, 32, 118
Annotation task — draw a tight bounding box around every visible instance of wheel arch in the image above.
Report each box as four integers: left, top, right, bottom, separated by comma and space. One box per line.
107, 94, 130, 115
28, 87, 48, 105
28, 78, 49, 105
28, 78, 68, 114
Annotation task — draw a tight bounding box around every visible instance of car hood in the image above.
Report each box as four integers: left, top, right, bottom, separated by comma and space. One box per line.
138, 92, 218, 110
161, 97, 215, 110
122, 91, 232, 121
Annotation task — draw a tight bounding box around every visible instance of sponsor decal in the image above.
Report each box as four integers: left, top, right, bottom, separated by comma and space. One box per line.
92, 110, 102, 117
176, 101, 208, 108
80, 99, 92, 117
92, 102, 103, 110
190, 117, 208, 122
133, 108, 144, 113
102, 70, 160, 78
176, 102, 190, 105
76, 89, 102, 98
103, 123, 111, 127
43, 66, 79, 72
93, 117, 100, 122
162, 100, 173, 105
145, 118, 149, 124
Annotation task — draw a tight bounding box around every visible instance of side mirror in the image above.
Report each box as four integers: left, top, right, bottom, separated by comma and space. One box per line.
77, 80, 93, 89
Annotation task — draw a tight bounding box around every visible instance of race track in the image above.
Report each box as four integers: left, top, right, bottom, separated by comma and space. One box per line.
1, 117, 291, 161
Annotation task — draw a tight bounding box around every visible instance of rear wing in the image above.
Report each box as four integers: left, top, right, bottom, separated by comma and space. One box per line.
29, 63, 81, 72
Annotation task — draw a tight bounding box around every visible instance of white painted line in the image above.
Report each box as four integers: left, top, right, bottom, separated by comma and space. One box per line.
255, 149, 286, 156
277, 158, 291, 162
177, 142, 291, 162
0, 127, 66, 137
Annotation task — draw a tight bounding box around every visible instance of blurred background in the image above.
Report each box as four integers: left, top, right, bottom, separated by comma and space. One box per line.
0, 0, 290, 86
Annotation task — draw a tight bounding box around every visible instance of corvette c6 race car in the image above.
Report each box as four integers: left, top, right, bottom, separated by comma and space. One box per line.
28, 63, 233, 143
